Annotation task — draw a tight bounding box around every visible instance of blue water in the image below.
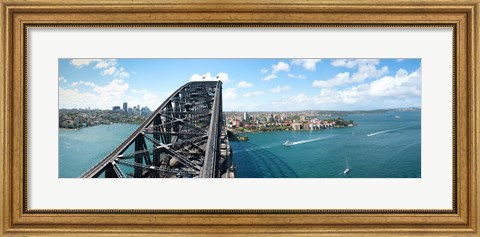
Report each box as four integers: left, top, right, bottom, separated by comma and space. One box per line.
59, 124, 139, 178
231, 110, 421, 178
59, 110, 420, 178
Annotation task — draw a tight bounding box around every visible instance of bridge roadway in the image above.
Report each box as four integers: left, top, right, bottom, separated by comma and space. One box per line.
80, 80, 234, 178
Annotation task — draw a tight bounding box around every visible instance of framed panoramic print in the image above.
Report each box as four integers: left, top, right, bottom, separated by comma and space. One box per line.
1, 0, 479, 236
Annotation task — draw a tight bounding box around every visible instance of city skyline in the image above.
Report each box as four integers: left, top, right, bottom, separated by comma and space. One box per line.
59, 58, 421, 111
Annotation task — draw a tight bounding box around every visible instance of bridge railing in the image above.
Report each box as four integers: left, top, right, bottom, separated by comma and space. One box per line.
199, 80, 222, 178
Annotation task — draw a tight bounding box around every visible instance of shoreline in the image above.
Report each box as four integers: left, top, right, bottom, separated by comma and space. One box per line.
59, 128, 80, 131
59, 122, 141, 131
230, 125, 354, 136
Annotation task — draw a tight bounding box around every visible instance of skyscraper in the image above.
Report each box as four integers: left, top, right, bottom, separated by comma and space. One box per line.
243, 112, 249, 122
123, 102, 128, 113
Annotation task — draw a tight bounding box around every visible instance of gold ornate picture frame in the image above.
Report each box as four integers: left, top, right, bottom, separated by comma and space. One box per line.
1, 0, 479, 236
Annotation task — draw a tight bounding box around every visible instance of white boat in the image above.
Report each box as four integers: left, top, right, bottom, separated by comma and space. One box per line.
283, 140, 293, 146
395, 115, 401, 119
343, 159, 350, 174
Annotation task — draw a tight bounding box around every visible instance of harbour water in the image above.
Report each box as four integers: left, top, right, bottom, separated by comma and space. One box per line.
59, 124, 139, 178
231, 110, 421, 178
59, 110, 420, 178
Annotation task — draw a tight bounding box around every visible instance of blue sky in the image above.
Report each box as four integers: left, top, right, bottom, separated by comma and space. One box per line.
59, 58, 421, 111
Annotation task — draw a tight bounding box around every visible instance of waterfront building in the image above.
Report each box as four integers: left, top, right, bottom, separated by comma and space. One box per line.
243, 112, 249, 122
302, 122, 310, 130
112, 106, 121, 112
292, 123, 301, 130
141, 106, 152, 116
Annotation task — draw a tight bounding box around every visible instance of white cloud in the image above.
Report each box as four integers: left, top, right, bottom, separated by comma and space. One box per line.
331, 59, 358, 68
236, 81, 254, 88
223, 88, 238, 101
83, 81, 96, 87
142, 92, 161, 106
60, 78, 173, 110
312, 72, 350, 88
291, 59, 321, 71
223, 102, 263, 112
69, 59, 131, 79
284, 67, 421, 109
262, 74, 278, 81
293, 93, 309, 103
271, 61, 290, 74
287, 74, 307, 79
190, 73, 210, 81
95, 60, 129, 78
94, 59, 116, 69
314, 85, 370, 105
70, 59, 101, 68
331, 59, 379, 69
368, 68, 421, 97
216, 73, 230, 83
314, 59, 388, 88
71, 80, 96, 87
70, 59, 117, 71
115, 67, 130, 79
260, 68, 269, 74
101, 66, 117, 76
128, 90, 163, 110
58, 76, 67, 83
91, 79, 129, 99
261, 61, 292, 81
313, 68, 419, 105
60, 79, 131, 109
270, 85, 291, 94
352, 63, 388, 82
190, 72, 230, 83
59, 88, 99, 109
243, 91, 265, 97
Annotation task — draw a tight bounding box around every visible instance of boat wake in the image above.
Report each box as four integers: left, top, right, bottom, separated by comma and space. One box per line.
367, 127, 407, 137
285, 135, 335, 146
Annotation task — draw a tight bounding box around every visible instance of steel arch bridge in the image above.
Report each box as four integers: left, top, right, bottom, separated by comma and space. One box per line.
80, 81, 235, 178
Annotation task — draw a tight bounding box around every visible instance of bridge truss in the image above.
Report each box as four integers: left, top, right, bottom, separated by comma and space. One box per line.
80, 81, 234, 178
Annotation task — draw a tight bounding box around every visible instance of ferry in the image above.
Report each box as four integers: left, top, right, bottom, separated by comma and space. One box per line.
343, 159, 350, 174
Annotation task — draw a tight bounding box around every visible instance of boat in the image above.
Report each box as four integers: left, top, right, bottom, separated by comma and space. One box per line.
395, 115, 401, 119
343, 159, 350, 174
283, 140, 293, 146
